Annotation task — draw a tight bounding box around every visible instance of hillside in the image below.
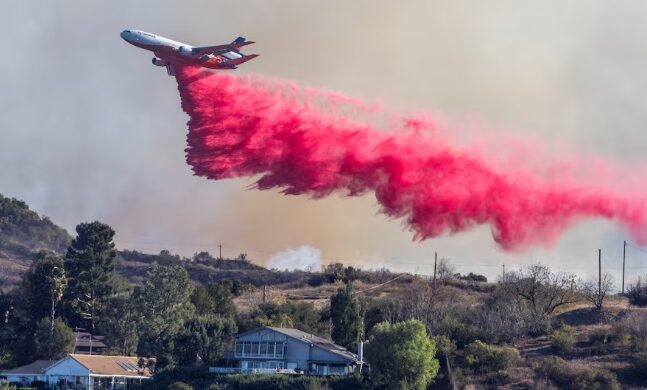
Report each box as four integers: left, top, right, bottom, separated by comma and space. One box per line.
0, 194, 71, 288
0, 194, 327, 290
116, 249, 309, 287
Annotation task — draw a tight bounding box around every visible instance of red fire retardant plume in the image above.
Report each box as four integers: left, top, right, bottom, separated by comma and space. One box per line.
174, 65, 647, 250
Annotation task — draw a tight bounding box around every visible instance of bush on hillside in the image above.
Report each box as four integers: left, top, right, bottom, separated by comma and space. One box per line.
587, 327, 629, 355
167, 382, 193, 390
551, 324, 577, 355
464, 340, 520, 372
535, 356, 620, 390
432, 307, 483, 348
620, 310, 647, 351
457, 272, 488, 282
626, 276, 647, 306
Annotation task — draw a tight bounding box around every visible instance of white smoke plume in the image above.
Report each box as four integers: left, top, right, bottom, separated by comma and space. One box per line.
267, 246, 322, 271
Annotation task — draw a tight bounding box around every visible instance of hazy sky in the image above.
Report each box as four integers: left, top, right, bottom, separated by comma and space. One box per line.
3, 1, 647, 282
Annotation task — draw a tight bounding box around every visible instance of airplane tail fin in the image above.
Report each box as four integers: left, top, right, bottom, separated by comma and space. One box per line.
232, 36, 246, 45
231, 36, 255, 49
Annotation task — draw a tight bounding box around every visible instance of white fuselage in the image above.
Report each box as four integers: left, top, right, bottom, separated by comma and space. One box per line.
120, 29, 243, 62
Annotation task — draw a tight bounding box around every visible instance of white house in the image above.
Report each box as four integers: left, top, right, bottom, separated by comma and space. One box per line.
0, 360, 56, 386
1, 354, 154, 390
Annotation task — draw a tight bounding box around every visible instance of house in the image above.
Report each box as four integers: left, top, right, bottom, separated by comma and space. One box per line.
73, 331, 107, 355
0, 360, 56, 386
0, 354, 154, 390
211, 326, 363, 376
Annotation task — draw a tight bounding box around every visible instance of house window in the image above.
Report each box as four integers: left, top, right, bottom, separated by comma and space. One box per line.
235, 341, 286, 358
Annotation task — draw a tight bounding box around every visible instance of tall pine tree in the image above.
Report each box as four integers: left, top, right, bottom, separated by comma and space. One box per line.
64, 221, 117, 332
330, 283, 364, 350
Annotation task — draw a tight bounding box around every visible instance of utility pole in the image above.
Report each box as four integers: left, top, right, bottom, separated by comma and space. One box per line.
262, 285, 267, 304
622, 240, 627, 294
433, 251, 437, 288
598, 248, 602, 301
218, 243, 223, 260
502, 264, 505, 283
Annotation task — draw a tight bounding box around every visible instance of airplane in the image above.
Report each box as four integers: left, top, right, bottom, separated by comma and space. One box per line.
120, 29, 258, 76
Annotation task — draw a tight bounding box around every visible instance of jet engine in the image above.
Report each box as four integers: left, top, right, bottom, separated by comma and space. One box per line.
177, 46, 193, 56
152, 57, 170, 67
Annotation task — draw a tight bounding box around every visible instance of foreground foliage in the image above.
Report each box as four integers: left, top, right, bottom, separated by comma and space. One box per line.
535, 356, 620, 390
464, 340, 520, 372
139, 368, 363, 390
365, 320, 439, 390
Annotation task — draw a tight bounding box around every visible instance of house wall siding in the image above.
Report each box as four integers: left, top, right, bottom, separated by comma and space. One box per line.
46, 357, 90, 376
310, 347, 350, 363
285, 339, 310, 369
45, 357, 90, 388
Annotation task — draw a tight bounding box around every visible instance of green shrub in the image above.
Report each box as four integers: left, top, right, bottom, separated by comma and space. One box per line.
432, 334, 457, 357
551, 324, 577, 355
464, 340, 520, 372
587, 327, 628, 355
535, 356, 620, 390
492, 370, 512, 385
458, 272, 488, 282
168, 382, 193, 390
433, 308, 483, 348
626, 276, 647, 307
140, 369, 363, 390
620, 311, 647, 351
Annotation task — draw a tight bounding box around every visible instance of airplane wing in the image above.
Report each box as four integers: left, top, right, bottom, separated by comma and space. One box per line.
191, 36, 255, 56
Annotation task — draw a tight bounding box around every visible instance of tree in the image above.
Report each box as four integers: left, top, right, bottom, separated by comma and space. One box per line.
504, 264, 578, 334
98, 292, 141, 355
19, 252, 67, 323
174, 314, 237, 366
191, 284, 216, 315
137, 264, 194, 368
21, 252, 67, 347
191, 282, 237, 318
330, 284, 364, 350
64, 222, 117, 332
365, 320, 440, 390
580, 273, 614, 310
34, 317, 74, 359
205, 282, 236, 317
475, 285, 530, 343
436, 258, 456, 282
0, 292, 16, 368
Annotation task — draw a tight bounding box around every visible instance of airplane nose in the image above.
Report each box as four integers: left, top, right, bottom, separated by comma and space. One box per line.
120, 30, 131, 41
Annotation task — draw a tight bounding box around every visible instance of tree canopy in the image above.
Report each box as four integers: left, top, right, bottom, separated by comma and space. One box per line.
34, 317, 75, 360
64, 221, 117, 331
137, 264, 194, 368
330, 284, 364, 350
365, 320, 440, 390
